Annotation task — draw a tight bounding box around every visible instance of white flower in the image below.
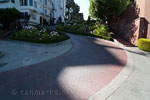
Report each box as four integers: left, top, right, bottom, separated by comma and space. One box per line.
23, 25, 36, 30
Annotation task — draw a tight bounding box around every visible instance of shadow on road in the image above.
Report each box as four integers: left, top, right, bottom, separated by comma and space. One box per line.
0, 35, 127, 100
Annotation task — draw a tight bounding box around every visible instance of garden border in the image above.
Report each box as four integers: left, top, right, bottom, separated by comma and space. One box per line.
10, 30, 70, 44
56, 29, 114, 41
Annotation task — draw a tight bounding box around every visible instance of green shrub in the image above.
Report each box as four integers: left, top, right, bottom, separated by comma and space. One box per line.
41, 33, 50, 39
34, 25, 44, 30
73, 20, 83, 24
57, 30, 114, 41
11, 27, 70, 43
56, 22, 114, 41
0, 31, 1, 35
138, 38, 150, 52
56, 24, 64, 30
0, 30, 6, 36
88, 25, 96, 32
56, 20, 115, 41
57, 21, 97, 34
0, 30, 3, 35
93, 25, 109, 36
127, 0, 134, 5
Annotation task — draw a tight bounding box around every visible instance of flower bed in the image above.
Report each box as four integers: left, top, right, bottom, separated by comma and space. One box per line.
11, 26, 69, 43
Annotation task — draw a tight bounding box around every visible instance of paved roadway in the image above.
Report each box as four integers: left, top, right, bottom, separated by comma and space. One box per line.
0, 34, 127, 100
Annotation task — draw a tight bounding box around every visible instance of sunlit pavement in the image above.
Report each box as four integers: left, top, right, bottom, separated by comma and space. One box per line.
106, 46, 150, 100
0, 39, 72, 73
0, 34, 127, 100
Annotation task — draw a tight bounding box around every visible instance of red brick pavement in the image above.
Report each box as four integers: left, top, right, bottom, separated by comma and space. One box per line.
0, 35, 127, 100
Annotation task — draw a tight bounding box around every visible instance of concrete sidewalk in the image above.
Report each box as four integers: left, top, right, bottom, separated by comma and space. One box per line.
88, 39, 150, 100
106, 46, 150, 100
0, 39, 72, 73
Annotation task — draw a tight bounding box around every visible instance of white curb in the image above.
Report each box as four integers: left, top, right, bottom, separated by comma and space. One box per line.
87, 39, 134, 100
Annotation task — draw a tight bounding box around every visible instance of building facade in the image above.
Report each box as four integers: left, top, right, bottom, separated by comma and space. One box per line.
0, 0, 66, 25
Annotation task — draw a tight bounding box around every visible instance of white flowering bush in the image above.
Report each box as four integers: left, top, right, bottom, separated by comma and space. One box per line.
11, 25, 69, 43
23, 25, 37, 30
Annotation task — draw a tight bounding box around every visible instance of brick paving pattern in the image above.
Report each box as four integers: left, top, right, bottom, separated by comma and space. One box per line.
0, 35, 127, 100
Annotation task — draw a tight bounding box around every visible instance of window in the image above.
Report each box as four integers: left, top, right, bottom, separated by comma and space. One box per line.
40, 7, 42, 13
20, 0, 28, 6
58, 0, 61, 8
29, 0, 33, 6
45, 0, 47, 5
24, 12, 28, 17
11, 0, 15, 3
45, 9, 47, 15
40, 0, 42, 3
21, 12, 29, 18
34, 1, 37, 8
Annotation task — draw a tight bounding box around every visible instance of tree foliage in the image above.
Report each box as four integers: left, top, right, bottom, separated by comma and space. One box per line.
65, 0, 84, 20
89, 0, 128, 24
0, 8, 22, 29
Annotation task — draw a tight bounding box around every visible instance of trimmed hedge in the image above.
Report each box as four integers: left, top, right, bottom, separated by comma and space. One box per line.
138, 38, 150, 52
57, 29, 114, 41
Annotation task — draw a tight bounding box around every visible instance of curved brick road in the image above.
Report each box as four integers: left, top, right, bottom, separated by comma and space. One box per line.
0, 34, 127, 100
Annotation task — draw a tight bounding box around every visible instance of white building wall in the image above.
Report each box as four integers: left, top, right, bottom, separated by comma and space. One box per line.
0, 0, 66, 25
0, 2, 10, 8
52, 0, 66, 24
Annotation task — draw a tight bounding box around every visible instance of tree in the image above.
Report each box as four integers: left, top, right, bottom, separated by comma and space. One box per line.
71, 13, 84, 21
65, 0, 75, 20
65, 0, 84, 21
71, 3, 84, 21
0, 8, 22, 29
89, 0, 128, 24
87, 16, 91, 21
